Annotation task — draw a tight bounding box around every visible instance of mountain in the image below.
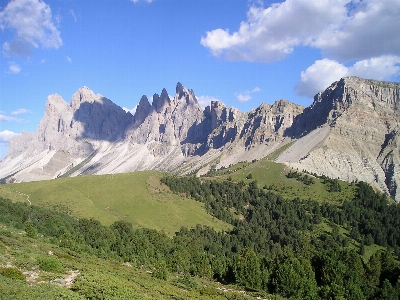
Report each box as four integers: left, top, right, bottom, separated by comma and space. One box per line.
1, 77, 400, 200
277, 77, 400, 199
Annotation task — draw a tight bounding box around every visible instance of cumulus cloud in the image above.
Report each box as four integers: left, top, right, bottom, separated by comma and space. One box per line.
11, 108, 31, 115
235, 87, 261, 102
201, 0, 400, 63
9, 62, 21, 74
196, 95, 222, 109
0, 130, 19, 146
295, 55, 400, 97
0, 0, 62, 55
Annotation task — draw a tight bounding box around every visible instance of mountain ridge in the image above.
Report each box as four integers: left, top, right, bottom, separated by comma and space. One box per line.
1, 77, 400, 200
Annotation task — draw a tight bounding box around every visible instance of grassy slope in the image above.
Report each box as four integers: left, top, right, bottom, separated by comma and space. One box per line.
0, 171, 230, 236
209, 157, 356, 204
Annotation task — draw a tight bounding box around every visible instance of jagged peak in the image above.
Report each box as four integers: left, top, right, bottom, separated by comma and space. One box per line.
133, 95, 153, 126
152, 88, 170, 113
161, 88, 169, 98
174, 82, 199, 106
45, 94, 68, 112
176, 82, 184, 95
70, 86, 99, 110
137, 95, 151, 108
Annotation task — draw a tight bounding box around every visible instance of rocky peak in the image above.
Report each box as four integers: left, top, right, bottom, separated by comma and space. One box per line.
176, 82, 184, 97
175, 82, 198, 106
152, 88, 170, 113
133, 95, 153, 126
289, 76, 400, 138
207, 101, 242, 130
70, 86, 98, 111
45, 94, 70, 115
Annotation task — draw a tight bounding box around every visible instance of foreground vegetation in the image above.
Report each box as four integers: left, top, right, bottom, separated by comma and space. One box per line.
1, 223, 262, 300
1, 167, 400, 299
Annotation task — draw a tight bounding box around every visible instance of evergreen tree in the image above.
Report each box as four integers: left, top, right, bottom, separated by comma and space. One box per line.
25, 220, 36, 238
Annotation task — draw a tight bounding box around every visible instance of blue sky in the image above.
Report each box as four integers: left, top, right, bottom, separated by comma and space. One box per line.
1, 0, 400, 160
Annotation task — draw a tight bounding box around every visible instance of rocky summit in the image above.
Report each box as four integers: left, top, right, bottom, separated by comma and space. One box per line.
1, 77, 400, 200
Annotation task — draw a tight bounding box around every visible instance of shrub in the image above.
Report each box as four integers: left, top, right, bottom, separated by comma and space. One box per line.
152, 260, 168, 280
0, 267, 25, 280
36, 256, 63, 272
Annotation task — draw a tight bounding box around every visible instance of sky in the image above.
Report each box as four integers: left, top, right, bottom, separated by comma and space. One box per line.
1, 0, 400, 160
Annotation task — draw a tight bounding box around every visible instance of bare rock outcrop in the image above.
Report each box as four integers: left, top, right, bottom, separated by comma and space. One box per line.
278, 77, 400, 200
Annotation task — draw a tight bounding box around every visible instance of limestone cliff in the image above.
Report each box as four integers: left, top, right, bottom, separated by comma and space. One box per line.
278, 77, 400, 200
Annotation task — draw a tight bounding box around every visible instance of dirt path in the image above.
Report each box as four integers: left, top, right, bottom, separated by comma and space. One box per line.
9, 188, 31, 205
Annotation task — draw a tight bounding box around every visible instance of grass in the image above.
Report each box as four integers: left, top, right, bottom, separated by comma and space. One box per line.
207, 157, 356, 204
0, 171, 231, 236
0, 223, 278, 300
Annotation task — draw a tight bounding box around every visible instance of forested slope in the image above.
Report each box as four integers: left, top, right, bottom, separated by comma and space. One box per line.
1, 173, 400, 299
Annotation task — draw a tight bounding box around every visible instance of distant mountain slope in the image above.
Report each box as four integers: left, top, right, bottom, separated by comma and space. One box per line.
1, 77, 400, 200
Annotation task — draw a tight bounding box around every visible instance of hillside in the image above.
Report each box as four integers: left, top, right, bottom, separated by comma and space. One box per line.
202, 156, 357, 204
0, 171, 230, 236
1, 170, 400, 299
0, 223, 273, 300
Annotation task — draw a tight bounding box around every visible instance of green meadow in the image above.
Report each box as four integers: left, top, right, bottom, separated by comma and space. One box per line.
209, 157, 356, 204
0, 171, 230, 236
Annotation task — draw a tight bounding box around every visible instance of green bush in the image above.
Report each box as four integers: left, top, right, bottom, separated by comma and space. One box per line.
36, 256, 63, 272
152, 260, 168, 280
0, 267, 25, 280
71, 272, 142, 299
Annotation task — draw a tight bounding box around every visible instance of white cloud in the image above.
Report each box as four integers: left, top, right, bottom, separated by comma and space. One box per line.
0, 130, 19, 146
235, 87, 261, 102
0, 0, 62, 52
0, 114, 24, 122
312, 0, 400, 61
11, 108, 31, 115
348, 55, 400, 80
295, 55, 400, 97
196, 95, 222, 109
9, 62, 21, 74
236, 93, 252, 102
131, 0, 154, 4
70, 9, 77, 22
123, 105, 137, 115
66, 56, 72, 63
201, 0, 400, 63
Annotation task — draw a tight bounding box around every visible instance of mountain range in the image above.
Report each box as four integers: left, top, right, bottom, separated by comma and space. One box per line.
1, 77, 399, 200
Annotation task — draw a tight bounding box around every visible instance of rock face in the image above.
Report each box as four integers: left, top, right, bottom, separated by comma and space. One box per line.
2, 77, 400, 200
277, 77, 400, 199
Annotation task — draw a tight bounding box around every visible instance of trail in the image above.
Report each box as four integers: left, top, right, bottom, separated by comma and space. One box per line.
8, 188, 31, 205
